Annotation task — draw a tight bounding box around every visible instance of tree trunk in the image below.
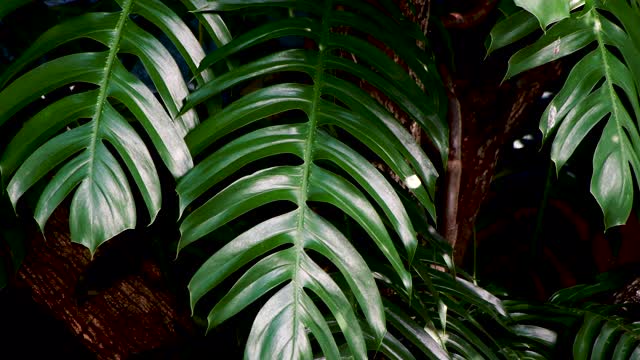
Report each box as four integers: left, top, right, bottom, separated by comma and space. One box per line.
392, 0, 566, 263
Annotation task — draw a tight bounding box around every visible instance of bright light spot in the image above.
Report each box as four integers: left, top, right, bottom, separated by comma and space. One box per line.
424, 327, 448, 348
40, 95, 46, 100
513, 325, 557, 344
594, 18, 602, 32
548, 105, 558, 130
523, 134, 534, 141
612, 135, 619, 143
552, 38, 562, 56
541, 91, 554, 100
405, 175, 421, 189
442, 253, 452, 266
513, 139, 525, 149
599, 154, 621, 197
69, 85, 76, 91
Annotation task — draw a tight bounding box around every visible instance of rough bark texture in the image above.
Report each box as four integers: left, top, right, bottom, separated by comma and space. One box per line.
614, 277, 640, 304
453, 61, 564, 264
15, 207, 195, 359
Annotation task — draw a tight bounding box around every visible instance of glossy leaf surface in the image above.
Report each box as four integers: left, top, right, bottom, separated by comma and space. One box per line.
0, 0, 212, 253
178, 0, 446, 358
514, 0, 570, 29
493, 1, 640, 228
506, 280, 640, 359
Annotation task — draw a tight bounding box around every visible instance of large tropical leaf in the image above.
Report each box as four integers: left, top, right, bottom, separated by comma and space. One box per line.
177, 0, 447, 358
490, 0, 640, 228
506, 279, 640, 359
0, 0, 231, 253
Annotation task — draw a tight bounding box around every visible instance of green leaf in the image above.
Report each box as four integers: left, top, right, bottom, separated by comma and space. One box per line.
514, 0, 570, 29
0, 0, 196, 253
591, 321, 623, 360
574, 313, 604, 360
499, 1, 640, 228
512, 324, 558, 349
487, 10, 540, 55
505, 10, 595, 80
178, 1, 443, 358
181, 0, 232, 47
385, 303, 450, 360
612, 332, 639, 359
506, 291, 640, 360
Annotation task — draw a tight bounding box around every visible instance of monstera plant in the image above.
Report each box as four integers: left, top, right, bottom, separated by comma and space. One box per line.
1, 0, 640, 358
0, 0, 456, 358
490, 0, 640, 229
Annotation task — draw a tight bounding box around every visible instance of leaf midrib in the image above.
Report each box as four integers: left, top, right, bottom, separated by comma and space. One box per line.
292, 0, 333, 353
88, 0, 132, 182
83, 0, 132, 232
593, 12, 623, 156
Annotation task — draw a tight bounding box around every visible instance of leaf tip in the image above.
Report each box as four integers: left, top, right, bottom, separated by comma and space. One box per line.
177, 197, 189, 220
404, 275, 413, 300
188, 286, 199, 316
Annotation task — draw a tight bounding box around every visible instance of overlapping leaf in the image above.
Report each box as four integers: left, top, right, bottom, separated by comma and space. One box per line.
514, 0, 570, 29
506, 282, 640, 359
0, 0, 229, 253
177, 0, 446, 358
330, 235, 514, 360
490, 0, 640, 228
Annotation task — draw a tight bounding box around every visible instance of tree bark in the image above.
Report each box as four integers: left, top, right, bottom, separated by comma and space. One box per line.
15, 207, 195, 359
400, 0, 566, 263
453, 61, 564, 264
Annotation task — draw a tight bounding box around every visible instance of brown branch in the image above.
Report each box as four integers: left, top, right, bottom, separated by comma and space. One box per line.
442, 0, 499, 29
439, 64, 462, 251
418, 0, 432, 34
454, 61, 565, 265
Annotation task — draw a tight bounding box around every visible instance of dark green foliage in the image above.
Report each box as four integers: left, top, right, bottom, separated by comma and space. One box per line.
1, 0, 640, 359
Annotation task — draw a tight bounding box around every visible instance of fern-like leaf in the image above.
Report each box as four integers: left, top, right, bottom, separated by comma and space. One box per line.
505, 274, 640, 359
177, 0, 447, 358
507, 302, 640, 359
0, 0, 225, 253
491, 0, 640, 228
